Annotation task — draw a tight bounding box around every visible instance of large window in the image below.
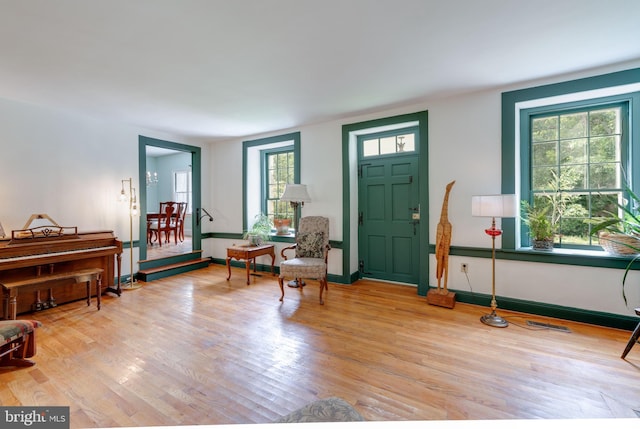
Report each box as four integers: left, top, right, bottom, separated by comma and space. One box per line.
523, 102, 627, 248
243, 132, 300, 234
264, 148, 295, 223
501, 67, 640, 252
174, 170, 192, 214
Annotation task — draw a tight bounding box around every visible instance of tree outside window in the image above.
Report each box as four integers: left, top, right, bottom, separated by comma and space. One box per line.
527, 105, 625, 247
264, 149, 294, 225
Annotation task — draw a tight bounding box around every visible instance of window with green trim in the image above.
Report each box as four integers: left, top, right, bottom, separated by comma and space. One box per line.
264, 148, 295, 224
502, 68, 640, 254
242, 132, 301, 234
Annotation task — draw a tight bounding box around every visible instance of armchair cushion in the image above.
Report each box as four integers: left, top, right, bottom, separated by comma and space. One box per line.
296, 232, 325, 258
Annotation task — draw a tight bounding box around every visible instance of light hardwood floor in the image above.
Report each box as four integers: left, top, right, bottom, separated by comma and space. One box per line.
1, 264, 639, 427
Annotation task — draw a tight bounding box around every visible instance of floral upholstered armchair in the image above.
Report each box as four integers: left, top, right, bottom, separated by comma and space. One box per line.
278, 216, 330, 304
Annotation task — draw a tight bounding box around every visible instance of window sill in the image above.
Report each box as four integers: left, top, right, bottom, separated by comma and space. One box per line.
508, 246, 640, 270
448, 245, 639, 271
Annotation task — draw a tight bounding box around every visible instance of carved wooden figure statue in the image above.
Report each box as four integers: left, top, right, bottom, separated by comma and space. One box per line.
435, 180, 455, 293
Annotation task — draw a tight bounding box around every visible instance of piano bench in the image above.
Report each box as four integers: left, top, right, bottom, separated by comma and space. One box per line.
1, 268, 104, 320
0, 319, 41, 368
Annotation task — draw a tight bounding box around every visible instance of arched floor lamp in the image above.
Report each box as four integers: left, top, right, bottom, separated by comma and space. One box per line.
120, 177, 141, 290
471, 194, 517, 328
280, 183, 311, 288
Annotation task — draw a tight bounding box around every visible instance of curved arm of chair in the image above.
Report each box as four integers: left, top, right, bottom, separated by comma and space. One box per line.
280, 244, 297, 260
324, 244, 331, 262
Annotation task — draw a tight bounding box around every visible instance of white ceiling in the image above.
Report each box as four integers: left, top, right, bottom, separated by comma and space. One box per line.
1, 0, 639, 141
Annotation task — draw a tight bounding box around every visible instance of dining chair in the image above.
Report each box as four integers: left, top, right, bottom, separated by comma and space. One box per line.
148, 202, 176, 247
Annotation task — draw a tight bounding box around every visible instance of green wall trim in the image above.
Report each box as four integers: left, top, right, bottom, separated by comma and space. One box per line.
443, 287, 638, 331
139, 251, 204, 271
242, 131, 301, 234
211, 257, 359, 285
434, 244, 640, 271
139, 259, 210, 282
205, 232, 343, 249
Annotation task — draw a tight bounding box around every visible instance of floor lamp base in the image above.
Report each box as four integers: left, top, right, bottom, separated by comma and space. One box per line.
288, 278, 305, 288
480, 311, 509, 328
121, 278, 142, 291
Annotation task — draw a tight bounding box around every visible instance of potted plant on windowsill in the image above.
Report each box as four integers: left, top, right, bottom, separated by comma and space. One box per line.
274, 217, 292, 235
243, 213, 273, 246
586, 186, 640, 305
521, 200, 555, 250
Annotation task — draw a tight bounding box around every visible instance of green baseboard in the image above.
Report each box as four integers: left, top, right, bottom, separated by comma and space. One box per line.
441, 287, 637, 331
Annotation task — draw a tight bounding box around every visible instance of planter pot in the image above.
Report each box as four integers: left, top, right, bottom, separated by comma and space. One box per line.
532, 238, 554, 251
599, 232, 640, 255
274, 219, 291, 235
246, 234, 263, 246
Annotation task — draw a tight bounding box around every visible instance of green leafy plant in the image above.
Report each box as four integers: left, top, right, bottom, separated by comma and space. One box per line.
521, 200, 555, 248
243, 213, 273, 245
522, 170, 580, 249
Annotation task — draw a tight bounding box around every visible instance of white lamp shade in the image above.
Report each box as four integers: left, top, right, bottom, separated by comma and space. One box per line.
280, 184, 311, 203
471, 194, 517, 218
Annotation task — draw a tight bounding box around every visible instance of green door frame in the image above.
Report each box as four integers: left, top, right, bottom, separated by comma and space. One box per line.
138, 136, 202, 261
342, 110, 430, 295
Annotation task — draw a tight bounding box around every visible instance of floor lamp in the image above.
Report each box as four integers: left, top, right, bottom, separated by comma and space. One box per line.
471, 194, 517, 328
280, 183, 311, 288
119, 177, 141, 290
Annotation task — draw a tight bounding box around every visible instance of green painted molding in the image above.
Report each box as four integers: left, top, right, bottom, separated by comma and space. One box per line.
205, 232, 342, 249
434, 244, 640, 271
440, 287, 638, 331
242, 131, 301, 234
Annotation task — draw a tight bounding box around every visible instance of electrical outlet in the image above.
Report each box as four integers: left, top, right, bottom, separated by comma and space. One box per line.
461, 263, 468, 273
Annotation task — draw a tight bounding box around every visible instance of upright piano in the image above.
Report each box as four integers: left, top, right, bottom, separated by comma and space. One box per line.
0, 221, 122, 319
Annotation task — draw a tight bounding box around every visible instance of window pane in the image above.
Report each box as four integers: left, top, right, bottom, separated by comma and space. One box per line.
590, 136, 619, 163
397, 134, 415, 153
175, 172, 188, 192
532, 117, 558, 142
532, 141, 557, 166
589, 162, 619, 189
560, 112, 587, 139
558, 166, 583, 190
268, 182, 278, 199
532, 166, 557, 190
379, 137, 396, 155
589, 108, 619, 136
591, 192, 620, 217
363, 139, 379, 157
560, 138, 587, 164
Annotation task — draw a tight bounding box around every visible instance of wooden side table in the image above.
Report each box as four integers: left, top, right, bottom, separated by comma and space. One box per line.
226, 244, 275, 285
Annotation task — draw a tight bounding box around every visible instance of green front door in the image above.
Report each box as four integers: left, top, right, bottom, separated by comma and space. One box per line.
358, 154, 420, 284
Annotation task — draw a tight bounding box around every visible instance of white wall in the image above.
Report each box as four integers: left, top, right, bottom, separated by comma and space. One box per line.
0, 98, 205, 278
1, 60, 639, 318
207, 60, 640, 318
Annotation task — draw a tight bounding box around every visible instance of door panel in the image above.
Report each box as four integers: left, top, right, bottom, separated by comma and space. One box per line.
359, 155, 419, 284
